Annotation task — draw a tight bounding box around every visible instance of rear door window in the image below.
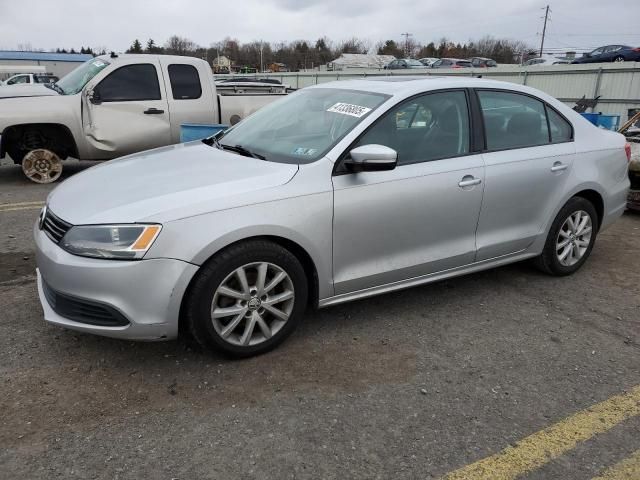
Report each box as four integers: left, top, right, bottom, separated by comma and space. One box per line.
478, 90, 550, 150
168, 64, 202, 100
97, 64, 161, 102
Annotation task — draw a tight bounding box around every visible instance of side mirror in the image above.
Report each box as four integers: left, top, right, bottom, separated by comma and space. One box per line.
345, 144, 398, 173
87, 88, 102, 105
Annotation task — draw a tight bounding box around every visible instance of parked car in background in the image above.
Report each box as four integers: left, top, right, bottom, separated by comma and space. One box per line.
384, 59, 428, 70
0, 54, 288, 183
572, 45, 640, 64
1, 73, 59, 86
418, 57, 439, 67
524, 57, 570, 66
34, 77, 630, 357
430, 58, 472, 68
470, 57, 497, 68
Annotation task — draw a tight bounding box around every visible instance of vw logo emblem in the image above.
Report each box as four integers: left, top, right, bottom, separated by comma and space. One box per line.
38, 205, 47, 230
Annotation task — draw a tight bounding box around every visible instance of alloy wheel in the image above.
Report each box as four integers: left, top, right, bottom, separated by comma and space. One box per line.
22, 149, 62, 184
555, 210, 593, 266
210, 262, 295, 347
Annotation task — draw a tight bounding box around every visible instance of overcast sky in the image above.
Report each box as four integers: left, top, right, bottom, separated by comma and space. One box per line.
1, 0, 638, 55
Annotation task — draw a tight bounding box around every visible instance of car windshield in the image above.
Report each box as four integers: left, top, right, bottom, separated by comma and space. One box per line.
216, 88, 390, 164
55, 58, 110, 95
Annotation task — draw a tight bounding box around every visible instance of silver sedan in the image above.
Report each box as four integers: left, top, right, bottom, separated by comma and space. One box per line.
35, 77, 631, 357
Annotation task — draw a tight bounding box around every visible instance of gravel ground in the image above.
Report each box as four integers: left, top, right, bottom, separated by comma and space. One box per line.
0, 162, 638, 479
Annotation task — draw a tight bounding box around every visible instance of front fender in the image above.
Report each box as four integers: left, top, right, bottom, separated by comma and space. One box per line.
147, 192, 335, 300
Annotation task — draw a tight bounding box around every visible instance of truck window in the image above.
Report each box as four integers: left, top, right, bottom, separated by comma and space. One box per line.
96, 64, 161, 102
168, 64, 202, 100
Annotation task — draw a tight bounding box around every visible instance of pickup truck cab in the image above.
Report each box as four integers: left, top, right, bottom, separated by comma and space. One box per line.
0, 54, 286, 183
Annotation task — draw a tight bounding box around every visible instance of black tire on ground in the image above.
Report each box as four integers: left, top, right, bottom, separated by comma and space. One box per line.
613, 55, 625, 62
533, 196, 598, 276
184, 240, 308, 357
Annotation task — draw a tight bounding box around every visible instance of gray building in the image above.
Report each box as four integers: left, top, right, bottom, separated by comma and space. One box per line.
0, 51, 94, 78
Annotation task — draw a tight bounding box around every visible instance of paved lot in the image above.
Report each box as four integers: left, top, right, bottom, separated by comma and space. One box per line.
0, 161, 639, 479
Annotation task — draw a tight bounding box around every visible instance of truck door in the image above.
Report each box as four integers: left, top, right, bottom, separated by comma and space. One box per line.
83, 60, 170, 159
158, 59, 217, 144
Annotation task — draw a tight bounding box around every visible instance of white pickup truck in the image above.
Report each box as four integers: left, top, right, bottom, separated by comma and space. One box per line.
0, 54, 288, 183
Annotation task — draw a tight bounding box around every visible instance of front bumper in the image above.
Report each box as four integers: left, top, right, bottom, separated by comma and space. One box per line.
35, 224, 199, 341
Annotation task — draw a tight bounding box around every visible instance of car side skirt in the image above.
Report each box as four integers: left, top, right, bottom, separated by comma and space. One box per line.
318, 249, 536, 308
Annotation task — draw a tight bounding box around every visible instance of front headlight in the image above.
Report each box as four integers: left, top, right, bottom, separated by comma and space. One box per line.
60, 224, 162, 260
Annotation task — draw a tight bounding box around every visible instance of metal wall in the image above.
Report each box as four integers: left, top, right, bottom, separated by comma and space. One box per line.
216, 63, 640, 122
0, 59, 84, 78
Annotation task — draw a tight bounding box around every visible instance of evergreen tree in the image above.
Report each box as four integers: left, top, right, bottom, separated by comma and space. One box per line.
127, 39, 143, 54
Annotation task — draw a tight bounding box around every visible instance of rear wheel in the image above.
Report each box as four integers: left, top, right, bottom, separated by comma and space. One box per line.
613, 55, 625, 62
184, 240, 308, 357
534, 197, 598, 276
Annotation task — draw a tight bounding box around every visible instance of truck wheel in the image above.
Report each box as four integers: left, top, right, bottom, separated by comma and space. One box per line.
21, 149, 63, 184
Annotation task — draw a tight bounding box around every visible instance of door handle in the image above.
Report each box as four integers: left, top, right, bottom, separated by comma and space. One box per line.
144, 108, 164, 114
551, 162, 568, 172
458, 176, 482, 188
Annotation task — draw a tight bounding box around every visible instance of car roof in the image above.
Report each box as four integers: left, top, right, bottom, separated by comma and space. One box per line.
308, 76, 547, 97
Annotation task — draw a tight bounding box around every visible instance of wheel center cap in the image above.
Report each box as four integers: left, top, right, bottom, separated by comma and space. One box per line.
248, 297, 261, 310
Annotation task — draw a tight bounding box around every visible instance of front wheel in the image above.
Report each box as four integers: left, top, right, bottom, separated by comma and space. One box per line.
534, 197, 598, 276
21, 149, 63, 184
184, 240, 308, 357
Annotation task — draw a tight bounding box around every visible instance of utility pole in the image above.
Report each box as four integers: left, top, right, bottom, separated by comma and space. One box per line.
539, 5, 550, 57
260, 41, 264, 73
401, 32, 413, 58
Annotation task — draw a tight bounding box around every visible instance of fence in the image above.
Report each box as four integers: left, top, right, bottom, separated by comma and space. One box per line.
215, 63, 640, 122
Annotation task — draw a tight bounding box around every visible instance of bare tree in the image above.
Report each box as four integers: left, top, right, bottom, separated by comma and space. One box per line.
164, 35, 198, 56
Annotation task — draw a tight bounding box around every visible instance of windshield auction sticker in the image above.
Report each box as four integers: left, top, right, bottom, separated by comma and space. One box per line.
327, 103, 372, 118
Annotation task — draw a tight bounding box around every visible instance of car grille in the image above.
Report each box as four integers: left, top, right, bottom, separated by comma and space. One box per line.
42, 209, 72, 244
42, 280, 130, 327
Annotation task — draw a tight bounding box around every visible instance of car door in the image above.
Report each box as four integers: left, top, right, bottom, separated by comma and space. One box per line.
474, 89, 576, 261
332, 90, 485, 294
82, 60, 171, 159
588, 47, 605, 63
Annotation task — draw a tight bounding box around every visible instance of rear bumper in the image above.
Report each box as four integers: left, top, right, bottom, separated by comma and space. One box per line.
35, 224, 199, 341
601, 177, 630, 230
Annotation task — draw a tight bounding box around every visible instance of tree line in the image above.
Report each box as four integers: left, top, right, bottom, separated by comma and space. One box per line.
123, 35, 534, 69
42, 34, 534, 69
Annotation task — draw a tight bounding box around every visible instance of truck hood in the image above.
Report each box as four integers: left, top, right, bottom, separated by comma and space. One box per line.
0, 84, 57, 98
47, 142, 300, 224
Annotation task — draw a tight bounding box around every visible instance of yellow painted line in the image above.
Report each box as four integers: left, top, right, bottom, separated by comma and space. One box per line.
0, 205, 43, 212
592, 450, 640, 480
0, 201, 44, 212
442, 385, 640, 480
0, 201, 45, 207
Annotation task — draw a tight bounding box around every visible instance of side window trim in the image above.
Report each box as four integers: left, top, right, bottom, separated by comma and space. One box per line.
333, 88, 474, 175
473, 87, 574, 154
96, 63, 162, 103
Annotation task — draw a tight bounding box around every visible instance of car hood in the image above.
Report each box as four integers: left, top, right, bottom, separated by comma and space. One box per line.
0, 84, 57, 98
47, 142, 300, 225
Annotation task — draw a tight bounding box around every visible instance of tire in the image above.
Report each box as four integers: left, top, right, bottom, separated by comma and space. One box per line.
613, 55, 625, 62
184, 240, 308, 357
534, 197, 598, 276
